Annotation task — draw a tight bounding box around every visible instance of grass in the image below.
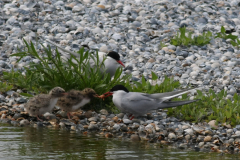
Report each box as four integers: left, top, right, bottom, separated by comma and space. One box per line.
167, 89, 240, 126
0, 81, 13, 94
170, 27, 212, 46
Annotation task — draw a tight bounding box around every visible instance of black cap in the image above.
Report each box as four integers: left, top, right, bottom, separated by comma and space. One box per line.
107, 51, 120, 61
110, 85, 129, 93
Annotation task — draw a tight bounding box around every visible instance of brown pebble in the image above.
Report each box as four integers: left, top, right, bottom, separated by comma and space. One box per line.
112, 116, 118, 122
131, 134, 140, 141
97, 5, 105, 9
148, 58, 155, 63
105, 133, 113, 138
72, 116, 80, 121
16, 117, 25, 121
83, 125, 89, 129
150, 123, 156, 129
204, 136, 212, 142
160, 140, 169, 145
168, 49, 175, 53
84, 111, 92, 118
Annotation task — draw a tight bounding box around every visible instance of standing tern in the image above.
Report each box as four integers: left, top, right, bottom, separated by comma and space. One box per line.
99, 85, 199, 119
25, 87, 66, 121
56, 88, 98, 119
44, 39, 125, 77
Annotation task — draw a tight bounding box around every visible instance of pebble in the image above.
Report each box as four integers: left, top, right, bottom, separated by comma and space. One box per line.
208, 120, 218, 129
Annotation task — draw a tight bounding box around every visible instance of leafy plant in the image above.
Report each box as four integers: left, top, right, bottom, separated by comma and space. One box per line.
159, 42, 167, 49
1, 40, 130, 111
230, 38, 240, 49
170, 27, 212, 46
215, 26, 238, 41
0, 81, 13, 93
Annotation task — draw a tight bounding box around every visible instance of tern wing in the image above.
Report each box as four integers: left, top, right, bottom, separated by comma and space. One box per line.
121, 92, 159, 116
143, 88, 197, 102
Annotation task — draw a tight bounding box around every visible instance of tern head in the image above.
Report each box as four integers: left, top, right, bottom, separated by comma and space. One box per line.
82, 88, 98, 98
49, 87, 66, 97
110, 85, 129, 93
99, 85, 129, 99
107, 51, 125, 67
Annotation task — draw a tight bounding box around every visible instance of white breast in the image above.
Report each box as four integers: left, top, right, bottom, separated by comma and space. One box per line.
112, 91, 126, 112
72, 98, 90, 111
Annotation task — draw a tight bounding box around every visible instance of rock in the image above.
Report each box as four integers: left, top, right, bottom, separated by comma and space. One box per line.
19, 119, 29, 126
123, 119, 132, 124
130, 134, 140, 141
198, 142, 205, 148
105, 133, 113, 138
204, 136, 212, 142
99, 109, 108, 115
88, 117, 98, 122
112, 116, 118, 122
178, 143, 187, 149
84, 111, 92, 118
168, 133, 176, 140
88, 123, 98, 130
184, 129, 194, 135
208, 120, 218, 129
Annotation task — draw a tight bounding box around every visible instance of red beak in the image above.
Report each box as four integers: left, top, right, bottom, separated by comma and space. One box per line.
117, 60, 125, 67
98, 92, 113, 99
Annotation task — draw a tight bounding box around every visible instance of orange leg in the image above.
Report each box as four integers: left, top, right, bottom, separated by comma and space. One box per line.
37, 115, 43, 121
67, 112, 72, 119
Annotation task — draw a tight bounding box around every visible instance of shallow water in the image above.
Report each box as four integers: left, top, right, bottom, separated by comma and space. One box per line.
0, 123, 239, 160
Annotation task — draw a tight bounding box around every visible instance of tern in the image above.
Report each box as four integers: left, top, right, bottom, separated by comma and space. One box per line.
56, 88, 98, 119
44, 39, 125, 77
99, 85, 199, 119
24, 87, 66, 121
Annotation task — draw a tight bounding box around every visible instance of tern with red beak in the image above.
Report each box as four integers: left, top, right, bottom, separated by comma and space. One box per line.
99, 85, 198, 120
24, 87, 66, 121
45, 39, 125, 77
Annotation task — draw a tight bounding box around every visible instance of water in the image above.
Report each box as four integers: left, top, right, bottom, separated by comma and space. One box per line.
0, 123, 238, 160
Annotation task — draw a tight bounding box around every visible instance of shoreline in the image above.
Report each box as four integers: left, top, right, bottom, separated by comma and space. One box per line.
0, 105, 238, 154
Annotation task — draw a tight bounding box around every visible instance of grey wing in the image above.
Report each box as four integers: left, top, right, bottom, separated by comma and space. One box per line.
121, 92, 159, 116
45, 39, 79, 57
143, 88, 197, 102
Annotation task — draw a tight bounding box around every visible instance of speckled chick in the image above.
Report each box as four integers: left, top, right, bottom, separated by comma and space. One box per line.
25, 87, 66, 121
56, 88, 98, 119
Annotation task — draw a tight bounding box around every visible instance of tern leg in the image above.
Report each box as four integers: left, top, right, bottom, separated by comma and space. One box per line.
128, 114, 133, 119
130, 116, 135, 120
67, 112, 72, 119
37, 115, 43, 121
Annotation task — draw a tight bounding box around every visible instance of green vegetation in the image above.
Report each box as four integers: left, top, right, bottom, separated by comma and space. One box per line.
167, 89, 240, 126
215, 26, 238, 41
170, 27, 212, 46
125, 73, 180, 94
159, 42, 167, 49
0, 81, 13, 93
